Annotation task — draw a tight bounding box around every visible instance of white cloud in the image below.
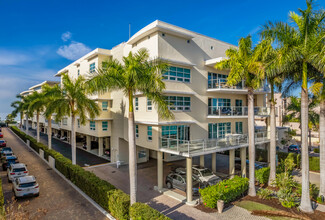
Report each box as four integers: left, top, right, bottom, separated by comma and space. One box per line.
57, 41, 92, 60
0, 51, 30, 66
61, 31, 72, 42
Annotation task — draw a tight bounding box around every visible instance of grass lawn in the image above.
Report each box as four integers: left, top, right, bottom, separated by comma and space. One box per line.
235, 201, 296, 220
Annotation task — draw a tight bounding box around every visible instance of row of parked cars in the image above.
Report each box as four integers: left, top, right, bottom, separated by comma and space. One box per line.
0, 128, 40, 198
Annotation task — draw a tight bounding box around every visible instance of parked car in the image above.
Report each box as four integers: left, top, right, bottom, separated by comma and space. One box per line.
175, 166, 221, 186
165, 172, 201, 195
234, 159, 268, 170
0, 140, 6, 147
1, 155, 19, 170
7, 163, 28, 182
12, 175, 39, 198
1, 147, 12, 154
288, 145, 301, 154
0, 133, 3, 138
1, 151, 14, 158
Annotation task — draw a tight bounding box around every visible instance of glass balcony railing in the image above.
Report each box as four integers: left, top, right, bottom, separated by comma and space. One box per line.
207, 106, 270, 117
208, 79, 244, 90
159, 132, 270, 156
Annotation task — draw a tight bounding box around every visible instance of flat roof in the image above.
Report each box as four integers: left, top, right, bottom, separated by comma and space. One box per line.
29, 81, 60, 90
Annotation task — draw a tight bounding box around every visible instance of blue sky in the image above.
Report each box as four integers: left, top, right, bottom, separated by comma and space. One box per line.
0, 0, 315, 120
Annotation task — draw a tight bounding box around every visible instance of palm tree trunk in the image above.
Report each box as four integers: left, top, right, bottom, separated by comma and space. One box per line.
20, 112, 23, 128
47, 117, 52, 149
248, 88, 256, 196
268, 84, 276, 185
299, 62, 313, 213
309, 129, 312, 150
71, 114, 76, 165
128, 92, 137, 205
36, 112, 40, 143
319, 98, 325, 197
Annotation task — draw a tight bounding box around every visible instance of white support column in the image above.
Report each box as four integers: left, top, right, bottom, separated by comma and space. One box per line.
157, 151, 163, 191
240, 147, 247, 178
229, 149, 235, 179
212, 153, 217, 173
200, 155, 205, 168
186, 157, 193, 203
86, 135, 91, 151
98, 137, 103, 156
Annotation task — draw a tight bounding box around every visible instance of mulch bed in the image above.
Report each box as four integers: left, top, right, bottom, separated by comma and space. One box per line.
236, 195, 325, 220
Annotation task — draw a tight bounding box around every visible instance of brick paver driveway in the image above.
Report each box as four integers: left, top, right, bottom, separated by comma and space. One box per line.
1, 127, 107, 220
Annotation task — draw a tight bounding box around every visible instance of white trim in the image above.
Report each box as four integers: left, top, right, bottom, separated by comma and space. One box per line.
204, 57, 227, 67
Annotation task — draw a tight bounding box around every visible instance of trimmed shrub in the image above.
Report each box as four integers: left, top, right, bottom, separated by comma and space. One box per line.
109, 190, 130, 220
309, 157, 320, 172
200, 176, 248, 208
255, 167, 270, 185
0, 176, 4, 217
257, 188, 273, 200
130, 203, 171, 220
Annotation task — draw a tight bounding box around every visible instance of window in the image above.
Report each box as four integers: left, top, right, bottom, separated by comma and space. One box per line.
165, 96, 191, 111
62, 118, 67, 126
90, 121, 96, 130
135, 98, 138, 111
147, 98, 152, 111
235, 100, 243, 106
102, 101, 108, 111
208, 72, 227, 88
163, 66, 191, 82
208, 122, 231, 139
236, 122, 243, 134
102, 121, 108, 131
161, 125, 190, 141
147, 126, 152, 141
208, 98, 231, 115
77, 119, 80, 128
89, 63, 95, 73
77, 69, 80, 76
135, 125, 139, 138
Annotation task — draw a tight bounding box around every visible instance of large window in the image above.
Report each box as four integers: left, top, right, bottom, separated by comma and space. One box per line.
77, 119, 80, 128
135, 98, 139, 111
102, 121, 108, 131
208, 72, 227, 88
163, 66, 191, 82
89, 63, 95, 73
236, 122, 243, 134
208, 122, 231, 139
208, 98, 231, 115
147, 126, 152, 141
165, 96, 191, 111
90, 121, 96, 130
161, 125, 190, 140
102, 101, 108, 111
135, 125, 139, 138
147, 98, 152, 111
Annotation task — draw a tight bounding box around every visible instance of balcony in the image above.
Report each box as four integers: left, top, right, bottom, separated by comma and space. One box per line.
207, 106, 270, 118
159, 132, 270, 157
207, 79, 270, 94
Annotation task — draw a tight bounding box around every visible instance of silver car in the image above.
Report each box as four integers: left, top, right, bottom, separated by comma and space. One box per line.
165, 172, 201, 195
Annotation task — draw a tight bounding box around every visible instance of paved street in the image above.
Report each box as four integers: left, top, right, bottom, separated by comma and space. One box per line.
27, 128, 108, 167
2, 127, 107, 219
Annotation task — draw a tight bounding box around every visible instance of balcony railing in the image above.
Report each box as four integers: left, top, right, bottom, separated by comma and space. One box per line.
159, 132, 270, 157
208, 106, 270, 117
207, 79, 271, 93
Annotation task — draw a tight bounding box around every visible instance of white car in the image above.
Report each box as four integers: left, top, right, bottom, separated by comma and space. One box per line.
192, 167, 221, 186
7, 163, 29, 182
2, 150, 13, 158
12, 176, 39, 198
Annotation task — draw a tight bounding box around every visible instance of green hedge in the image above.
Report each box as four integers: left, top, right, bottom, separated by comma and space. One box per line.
255, 167, 270, 185
10, 126, 168, 219
310, 157, 320, 172
199, 176, 249, 208
130, 203, 171, 220
0, 176, 4, 217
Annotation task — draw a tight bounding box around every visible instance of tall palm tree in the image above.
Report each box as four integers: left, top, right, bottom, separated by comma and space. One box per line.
12, 94, 32, 134
11, 94, 26, 129
49, 74, 100, 164
86, 48, 173, 205
27, 91, 46, 143
215, 36, 265, 197
261, 0, 325, 212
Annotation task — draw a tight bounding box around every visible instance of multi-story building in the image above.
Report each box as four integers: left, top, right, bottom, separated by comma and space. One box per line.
21, 20, 272, 203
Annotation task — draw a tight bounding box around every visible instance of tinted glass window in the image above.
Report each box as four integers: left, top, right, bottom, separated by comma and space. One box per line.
13, 168, 26, 172
19, 182, 36, 188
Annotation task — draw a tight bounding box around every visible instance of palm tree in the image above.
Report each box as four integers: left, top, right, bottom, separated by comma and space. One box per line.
86, 48, 173, 205
27, 91, 46, 143
215, 36, 265, 197
260, 0, 325, 212
11, 95, 26, 129
49, 74, 100, 164
11, 94, 32, 134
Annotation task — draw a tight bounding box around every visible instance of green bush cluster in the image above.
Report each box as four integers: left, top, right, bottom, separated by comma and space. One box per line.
0, 176, 4, 217
10, 126, 168, 219
200, 176, 249, 208
255, 167, 270, 185
309, 157, 320, 172
257, 188, 273, 200
314, 148, 320, 153
130, 203, 171, 220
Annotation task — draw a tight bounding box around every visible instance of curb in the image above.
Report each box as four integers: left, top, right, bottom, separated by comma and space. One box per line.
8, 128, 115, 220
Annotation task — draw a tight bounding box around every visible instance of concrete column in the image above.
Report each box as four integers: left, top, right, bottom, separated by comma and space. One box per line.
229, 149, 235, 178
98, 137, 103, 156
157, 151, 163, 191
200, 155, 205, 168
86, 135, 91, 151
212, 153, 217, 173
186, 157, 193, 203
240, 147, 247, 178
105, 138, 109, 150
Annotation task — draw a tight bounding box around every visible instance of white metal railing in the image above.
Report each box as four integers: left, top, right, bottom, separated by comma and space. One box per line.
254, 107, 270, 116
208, 106, 271, 117
159, 131, 270, 156
208, 79, 245, 90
